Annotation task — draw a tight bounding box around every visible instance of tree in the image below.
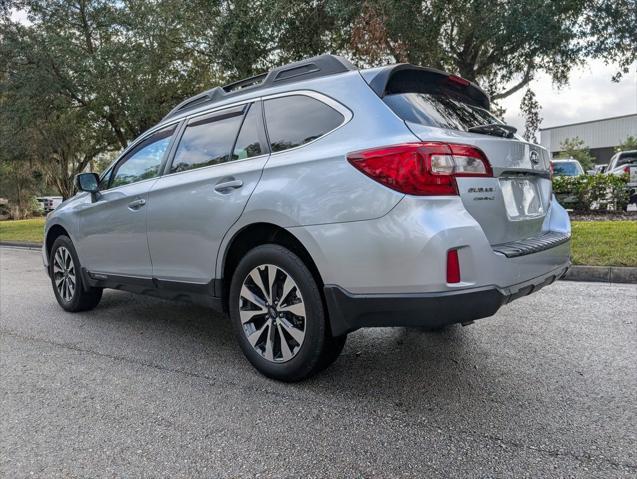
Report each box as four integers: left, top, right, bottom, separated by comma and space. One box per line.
519, 89, 542, 143
615, 136, 637, 152
2, 0, 634, 201
342, 0, 636, 100
556, 137, 595, 171
1, 0, 220, 197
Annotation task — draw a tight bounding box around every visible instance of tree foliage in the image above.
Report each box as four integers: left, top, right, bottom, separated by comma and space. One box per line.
519, 89, 542, 143
616, 135, 637, 152
556, 137, 596, 171
1, 0, 634, 207
553, 173, 630, 211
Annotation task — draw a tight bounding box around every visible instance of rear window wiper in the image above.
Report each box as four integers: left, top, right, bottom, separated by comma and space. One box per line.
467, 123, 517, 139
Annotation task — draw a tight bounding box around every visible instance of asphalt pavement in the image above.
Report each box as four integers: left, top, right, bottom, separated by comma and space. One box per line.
1, 247, 635, 478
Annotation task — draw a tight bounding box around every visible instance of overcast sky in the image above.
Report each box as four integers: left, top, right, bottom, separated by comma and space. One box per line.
501, 60, 637, 132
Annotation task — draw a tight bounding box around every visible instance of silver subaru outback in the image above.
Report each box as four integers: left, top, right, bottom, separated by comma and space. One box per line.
44, 55, 570, 381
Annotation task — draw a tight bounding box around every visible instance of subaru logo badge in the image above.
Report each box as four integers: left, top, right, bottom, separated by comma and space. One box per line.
530, 150, 540, 165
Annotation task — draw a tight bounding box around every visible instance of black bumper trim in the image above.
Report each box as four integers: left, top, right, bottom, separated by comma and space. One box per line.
324, 268, 567, 336
324, 286, 506, 336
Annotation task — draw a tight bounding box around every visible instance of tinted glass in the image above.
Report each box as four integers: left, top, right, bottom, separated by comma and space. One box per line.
98, 168, 112, 190
551, 161, 583, 176
384, 93, 502, 131
171, 109, 243, 173
617, 152, 637, 167
110, 126, 175, 188
264, 95, 344, 152
232, 103, 263, 160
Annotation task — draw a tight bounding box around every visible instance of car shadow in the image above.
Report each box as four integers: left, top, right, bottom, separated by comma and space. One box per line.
85, 289, 516, 419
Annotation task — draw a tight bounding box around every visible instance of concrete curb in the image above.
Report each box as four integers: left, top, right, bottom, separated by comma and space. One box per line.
562, 266, 637, 284
1, 243, 635, 284
0, 241, 41, 250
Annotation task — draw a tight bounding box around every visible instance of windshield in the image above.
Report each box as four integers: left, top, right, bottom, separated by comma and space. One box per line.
552, 161, 583, 176
384, 92, 504, 131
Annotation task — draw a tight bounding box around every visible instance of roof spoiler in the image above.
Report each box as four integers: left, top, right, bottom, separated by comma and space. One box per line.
360, 64, 490, 110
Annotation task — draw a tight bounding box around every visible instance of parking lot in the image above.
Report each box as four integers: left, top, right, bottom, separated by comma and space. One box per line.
1, 247, 635, 478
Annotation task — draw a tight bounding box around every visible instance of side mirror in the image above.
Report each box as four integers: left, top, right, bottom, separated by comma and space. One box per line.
75, 173, 100, 202
75, 172, 99, 193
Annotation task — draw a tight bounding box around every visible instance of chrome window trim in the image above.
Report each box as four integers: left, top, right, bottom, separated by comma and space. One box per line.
157, 153, 270, 180
99, 90, 352, 186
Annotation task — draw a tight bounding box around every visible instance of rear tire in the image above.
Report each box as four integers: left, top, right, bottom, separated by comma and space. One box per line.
49, 236, 102, 312
315, 334, 347, 373
229, 244, 341, 381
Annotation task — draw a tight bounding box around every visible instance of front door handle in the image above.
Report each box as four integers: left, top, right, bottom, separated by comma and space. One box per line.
127, 198, 146, 210
214, 179, 243, 193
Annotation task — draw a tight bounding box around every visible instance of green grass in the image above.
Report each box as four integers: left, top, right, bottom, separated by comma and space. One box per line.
0, 217, 635, 267
0, 217, 45, 243
571, 220, 637, 267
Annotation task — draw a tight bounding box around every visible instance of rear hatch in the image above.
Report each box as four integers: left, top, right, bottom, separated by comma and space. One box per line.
362, 65, 552, 246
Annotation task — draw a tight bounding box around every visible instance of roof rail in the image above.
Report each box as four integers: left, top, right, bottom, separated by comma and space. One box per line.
163, 54, 356, 121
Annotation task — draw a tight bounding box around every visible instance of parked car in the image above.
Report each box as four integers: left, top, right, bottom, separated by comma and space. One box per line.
36, 196, 64, 214
550, 159, 586, 208
605, 150, 637, 207
591, 164, 607, 175
551, 158, 585, 177
43, 55, 571, 381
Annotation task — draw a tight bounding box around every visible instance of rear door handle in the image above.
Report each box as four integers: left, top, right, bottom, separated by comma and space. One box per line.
127, 198, 146, 210
214, 179, 243, 192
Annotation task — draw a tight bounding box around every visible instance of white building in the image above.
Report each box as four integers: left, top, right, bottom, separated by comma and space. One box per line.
539, 113, 637, 164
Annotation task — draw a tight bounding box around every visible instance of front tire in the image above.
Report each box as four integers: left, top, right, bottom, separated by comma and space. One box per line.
49, 236, 102, 312
229, 244, 342, 381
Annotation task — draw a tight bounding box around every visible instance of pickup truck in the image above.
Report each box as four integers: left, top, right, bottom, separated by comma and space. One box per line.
606, 150, 637, 209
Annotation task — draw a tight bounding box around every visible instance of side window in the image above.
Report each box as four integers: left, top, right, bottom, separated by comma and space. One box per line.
110, 126, 175, 188
232, 103, 263, 161
170, 107, 244, 173
98, 168, 112, 190
264, 95, 344, 153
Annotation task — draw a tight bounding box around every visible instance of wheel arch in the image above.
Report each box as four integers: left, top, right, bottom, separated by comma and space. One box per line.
220, 222, 325, 310
45, 223, 71, 261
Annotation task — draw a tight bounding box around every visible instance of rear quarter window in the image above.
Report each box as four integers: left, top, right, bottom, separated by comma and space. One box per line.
264, 95, 344, 153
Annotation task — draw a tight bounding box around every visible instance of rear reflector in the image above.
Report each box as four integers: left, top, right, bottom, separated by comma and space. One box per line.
446, 249, 461, 283
347, 142, 491, 195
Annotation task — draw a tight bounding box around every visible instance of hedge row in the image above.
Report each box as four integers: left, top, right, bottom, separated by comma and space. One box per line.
552, 173, 630, 211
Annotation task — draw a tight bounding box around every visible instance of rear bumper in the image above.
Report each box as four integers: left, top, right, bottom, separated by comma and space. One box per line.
325, 264, 569, 336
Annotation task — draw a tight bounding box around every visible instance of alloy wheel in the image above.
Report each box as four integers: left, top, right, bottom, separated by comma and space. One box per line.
239, 264, 306, 363
53, 246, 76, 303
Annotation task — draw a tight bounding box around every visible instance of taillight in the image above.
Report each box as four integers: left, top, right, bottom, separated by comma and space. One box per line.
347, 142, 492, 196
624, 166, 630, 174
448, 75, 470, 87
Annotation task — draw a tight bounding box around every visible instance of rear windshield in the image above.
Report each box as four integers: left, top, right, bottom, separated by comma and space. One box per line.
384, 93, 503, 131
617, 152, 637, 167
552, 161, 583, 176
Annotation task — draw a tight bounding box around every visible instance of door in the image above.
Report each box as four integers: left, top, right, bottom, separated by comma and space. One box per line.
76, 124, 177, 277
147, 101, 269, 284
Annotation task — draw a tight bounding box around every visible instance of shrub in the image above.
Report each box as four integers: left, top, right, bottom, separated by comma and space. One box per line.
552, 174, 629, 211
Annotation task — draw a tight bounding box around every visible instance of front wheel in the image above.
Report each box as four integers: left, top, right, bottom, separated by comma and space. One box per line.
49, 235, 102, 312
229, 244, 344, 381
